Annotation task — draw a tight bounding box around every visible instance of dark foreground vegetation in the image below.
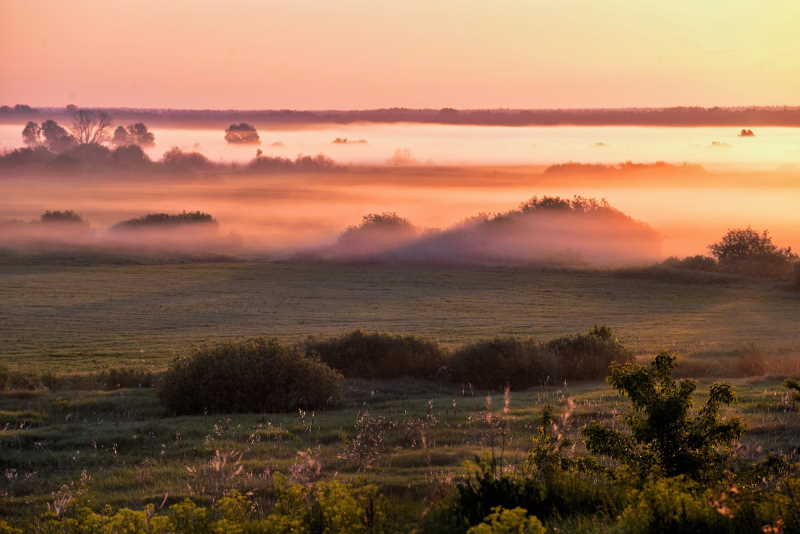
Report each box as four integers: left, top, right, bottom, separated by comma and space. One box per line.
1, 330, 799, 533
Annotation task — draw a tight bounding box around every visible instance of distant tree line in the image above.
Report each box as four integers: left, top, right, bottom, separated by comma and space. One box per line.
13, 105, 800, 128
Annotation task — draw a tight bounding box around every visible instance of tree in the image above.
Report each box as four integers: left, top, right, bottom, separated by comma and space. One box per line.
41, 120, 77, 152
112, 123, 155, 147
112, 126, 131, 146
128, 123, 155, 146
224, 123, 260, 144
709, 227, 797, 277
22, 121, 42, 146
70, 108, 112, 145
584, 352, 744, 481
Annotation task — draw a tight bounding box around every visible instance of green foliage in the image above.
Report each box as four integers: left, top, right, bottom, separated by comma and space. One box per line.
544, 326, 633, 382
709, 228, 797, 278
467, 507, 546, 534
448, 327, 632, 390
23, 482, 394, 534
584, 352, 744, 481
447, 337, 543, 390
159, 338, 342, 414
304, 330, 446, 379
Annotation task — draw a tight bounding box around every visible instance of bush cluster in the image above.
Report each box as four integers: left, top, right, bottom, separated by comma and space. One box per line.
159, 338, 342, 414
9, 480, 397, 534
304, 330, 446, 379
448, 326, 632, 390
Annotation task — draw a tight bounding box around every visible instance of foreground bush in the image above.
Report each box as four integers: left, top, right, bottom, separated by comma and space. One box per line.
584, 352, 744, 481
159, 338, 342, 414
304, 330, 446, 379
20, 481, 395, 534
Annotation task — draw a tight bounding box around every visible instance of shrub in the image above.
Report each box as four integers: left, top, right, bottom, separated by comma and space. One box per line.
663, 255, 718, 272
112, 211, 216, 231
40, 210, 85, 225
584, 352, 744, 481
467, 507, 546, 534
304, 330, 446, 379
21, 482, 395, 534
0, 364, 8, 391
709, 227, 797, 278
544, 326, 633, 382
159, 338, 342, 414
161, 147, 213, 172
447, 337, 543, 390
447, 327, 632, 390
224, 122, 260, 144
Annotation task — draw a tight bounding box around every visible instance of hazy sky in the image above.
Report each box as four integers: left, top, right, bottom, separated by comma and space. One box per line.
2, 0, 798, 110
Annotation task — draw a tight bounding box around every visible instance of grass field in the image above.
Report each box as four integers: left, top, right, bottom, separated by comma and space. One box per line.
1, 375, 798, 523
2, 260, 800, 528
2, 261, 799, 373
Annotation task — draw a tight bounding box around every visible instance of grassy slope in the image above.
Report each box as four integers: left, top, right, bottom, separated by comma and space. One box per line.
1, 261, 799, 373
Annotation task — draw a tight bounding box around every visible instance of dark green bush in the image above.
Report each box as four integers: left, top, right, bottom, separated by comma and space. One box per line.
447, 337, 544, 390
304, 330, 446, 379
544, 325, 633, 382
584, 352, 744, 481
159, 338, 342, 414
447, 327, 632, 390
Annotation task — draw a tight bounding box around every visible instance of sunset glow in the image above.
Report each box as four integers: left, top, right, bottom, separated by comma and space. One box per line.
2, 0, 799, 109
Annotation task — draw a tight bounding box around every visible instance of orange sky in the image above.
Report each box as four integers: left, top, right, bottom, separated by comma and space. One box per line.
1, 0, 798, 110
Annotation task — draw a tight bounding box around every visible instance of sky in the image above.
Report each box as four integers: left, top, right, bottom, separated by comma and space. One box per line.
1, 0, 798, 110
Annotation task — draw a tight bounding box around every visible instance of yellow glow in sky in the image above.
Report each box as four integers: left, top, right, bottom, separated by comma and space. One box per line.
1, 0, 798, 109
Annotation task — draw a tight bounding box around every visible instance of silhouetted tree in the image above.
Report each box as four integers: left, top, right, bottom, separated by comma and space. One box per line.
22, 121, 42, 146
41, 120, 77, 152
112, 126, 131, 146
224, 123, 260, 144
70, 108, 112, 145
709, 227, 797, 277
128, 123, 155, 146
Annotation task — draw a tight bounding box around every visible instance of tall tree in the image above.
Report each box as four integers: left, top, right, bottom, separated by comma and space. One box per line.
22, 121, 42, 146
70, 108, 112, 145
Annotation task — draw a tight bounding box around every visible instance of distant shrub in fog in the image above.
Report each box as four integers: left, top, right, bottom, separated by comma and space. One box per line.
304, 330, 446, 379
111, 144, 151, 168
247, 153, 337, 172
224, 122, 260, 144
161, 147, 213, 172
159, 338, 342, 414
662, 255, 718, 272
40, 210, 86, 225
111, 211, 216, 231
51, 143, 112, 170
709, 227, 797, 278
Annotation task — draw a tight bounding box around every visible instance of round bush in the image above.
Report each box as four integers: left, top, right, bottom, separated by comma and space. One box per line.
447, 337, 544, 390
159, 338, 342, 414
304, 330, 446, 379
